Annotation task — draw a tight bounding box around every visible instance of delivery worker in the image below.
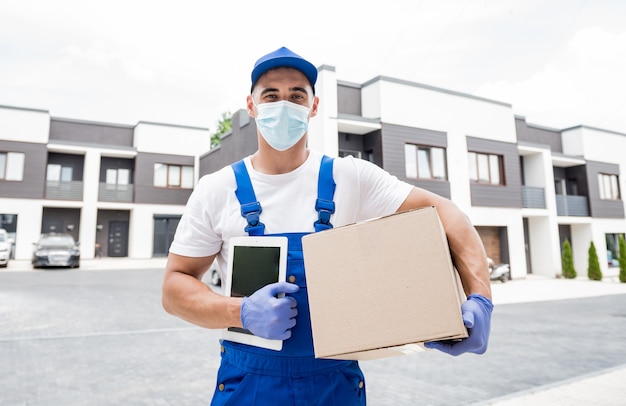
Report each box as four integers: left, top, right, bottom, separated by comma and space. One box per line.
162, 46, 493, 405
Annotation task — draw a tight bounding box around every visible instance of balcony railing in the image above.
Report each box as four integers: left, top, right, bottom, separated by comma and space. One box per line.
556, 195, 589, 216
522, 186, 546, 209
45, 180, 83, 200
98, 183, 134, 203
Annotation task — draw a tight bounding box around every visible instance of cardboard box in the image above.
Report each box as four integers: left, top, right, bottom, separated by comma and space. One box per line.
302, 206, 468, 360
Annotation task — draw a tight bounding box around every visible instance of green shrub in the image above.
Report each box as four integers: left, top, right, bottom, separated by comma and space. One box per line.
561, 239, 576, 279
618, 235, 626, 283
587, 241, 602, 281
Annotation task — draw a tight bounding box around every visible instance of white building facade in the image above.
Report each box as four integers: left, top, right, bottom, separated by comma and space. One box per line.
305, 66, 626, 279
2, 63, 625, 278
0, 105, 211, 261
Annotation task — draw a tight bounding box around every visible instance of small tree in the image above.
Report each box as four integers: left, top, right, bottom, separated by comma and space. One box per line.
617, 235, 626, 283
562, 239, 576, 279
210, 111, 233, 148
587, 241, 602, 281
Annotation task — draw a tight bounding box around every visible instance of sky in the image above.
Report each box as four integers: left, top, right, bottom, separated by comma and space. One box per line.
1, 0, 626, 135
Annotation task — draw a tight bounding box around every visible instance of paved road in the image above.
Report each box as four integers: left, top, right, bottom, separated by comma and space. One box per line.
2, 267, 626, 405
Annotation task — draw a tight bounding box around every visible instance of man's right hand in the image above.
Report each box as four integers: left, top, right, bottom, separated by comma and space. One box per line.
240, 282, 299, 340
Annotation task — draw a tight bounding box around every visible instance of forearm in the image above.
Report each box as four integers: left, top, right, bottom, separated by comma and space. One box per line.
162, 258, 243, 329
437, 200, 492, 300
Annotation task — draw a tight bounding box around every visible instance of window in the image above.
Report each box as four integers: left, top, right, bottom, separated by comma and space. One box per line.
154, 163, 193, 189
554, 178, 579, 196
598, 173, 620, 200
605, 233, 625, 267
404, 144, 447, 180
106, 168, 130, 189
47, 164, 73, 182
0, 152, 25, 181
339, 149, 362, 159
468, 152, 504, 185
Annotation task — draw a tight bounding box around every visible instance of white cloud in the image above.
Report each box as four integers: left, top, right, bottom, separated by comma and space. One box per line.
1, 0, 626, 133
475, 25, 626, 132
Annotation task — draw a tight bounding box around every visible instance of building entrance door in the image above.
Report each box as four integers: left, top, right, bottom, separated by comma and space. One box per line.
523, 218, 532, 274
153, 216, 180, 256
108, 221, 129, 257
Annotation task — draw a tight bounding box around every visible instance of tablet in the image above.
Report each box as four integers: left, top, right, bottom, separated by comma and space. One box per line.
222, 236, 288, 351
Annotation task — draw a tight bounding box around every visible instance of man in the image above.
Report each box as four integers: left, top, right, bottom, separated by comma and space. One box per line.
162, 46, 493, 405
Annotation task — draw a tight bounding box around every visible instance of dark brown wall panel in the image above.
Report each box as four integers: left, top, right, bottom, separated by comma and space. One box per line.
586, 161, 624, 218
50, 119, 134, 147
0, 140, 47, 199
514, 118, 562, 153
337, 83, 362, 116
467, 137, 522, 208
134, 152, 193, 205
199, 110, 258, 176
380, 123, 451, 199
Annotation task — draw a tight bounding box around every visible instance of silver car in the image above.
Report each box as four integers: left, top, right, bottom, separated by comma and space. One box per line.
0, 229, 9, 268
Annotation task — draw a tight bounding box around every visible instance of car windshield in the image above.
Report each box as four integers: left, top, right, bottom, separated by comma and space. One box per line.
0, 234, 5, 242
39, 235, 75, 247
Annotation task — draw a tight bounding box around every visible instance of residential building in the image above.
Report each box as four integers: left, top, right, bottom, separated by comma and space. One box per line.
0, 104, 210, 261
202, 65, 626, 279
2, 63, 624, 278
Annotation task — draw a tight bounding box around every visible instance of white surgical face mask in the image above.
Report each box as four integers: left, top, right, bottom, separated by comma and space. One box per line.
254, 100, 312, 151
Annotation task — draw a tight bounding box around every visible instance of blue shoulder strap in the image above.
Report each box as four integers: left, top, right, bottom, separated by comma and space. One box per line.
231, 160, 265, 236
231, 155, 336, 235
314, 155, 336, 232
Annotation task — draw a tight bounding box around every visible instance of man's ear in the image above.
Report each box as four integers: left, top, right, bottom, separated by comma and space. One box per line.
247, 95, 256, 118
309, 96, 320, 118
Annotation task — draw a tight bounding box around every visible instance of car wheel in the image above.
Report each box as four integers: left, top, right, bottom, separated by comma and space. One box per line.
211, 270, 221, 286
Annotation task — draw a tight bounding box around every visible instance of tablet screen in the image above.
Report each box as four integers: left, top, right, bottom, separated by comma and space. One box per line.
228, 245, 282, 335
230, 245, 282, 298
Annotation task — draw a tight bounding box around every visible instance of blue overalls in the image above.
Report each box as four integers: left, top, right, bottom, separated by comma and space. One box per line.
210, 156, 366, 406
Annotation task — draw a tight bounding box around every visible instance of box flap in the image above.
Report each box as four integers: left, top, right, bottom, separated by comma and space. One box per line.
322, 343, 426, 361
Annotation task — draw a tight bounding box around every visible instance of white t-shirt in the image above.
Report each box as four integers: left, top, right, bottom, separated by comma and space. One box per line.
169, 150, 413, 273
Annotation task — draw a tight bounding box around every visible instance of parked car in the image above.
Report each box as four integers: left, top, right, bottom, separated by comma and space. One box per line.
0, 229, 10, 268
32, 233, 81, 268
209, 260, 221, 286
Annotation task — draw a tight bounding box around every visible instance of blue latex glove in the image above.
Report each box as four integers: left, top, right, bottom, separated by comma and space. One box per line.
424, 294, 493, 356
240, 282, 300, 340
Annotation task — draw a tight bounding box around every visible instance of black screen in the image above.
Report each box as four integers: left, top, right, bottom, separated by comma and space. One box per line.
228, 245, 281, 335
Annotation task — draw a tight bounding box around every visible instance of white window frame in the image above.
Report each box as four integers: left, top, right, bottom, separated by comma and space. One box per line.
0, 152, 25, 181
404, 144, 447, 180
46, 164, 73, 182
468, 152, 504, 185
106, 168, 130, 190
598, 173, 620, 200
154, 163, 194, 189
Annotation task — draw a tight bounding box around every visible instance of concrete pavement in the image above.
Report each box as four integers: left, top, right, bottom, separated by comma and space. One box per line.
3, 257, 169, 272
4, 258, 626, 405
485, 276, 626, 406
478, 364, 626, 406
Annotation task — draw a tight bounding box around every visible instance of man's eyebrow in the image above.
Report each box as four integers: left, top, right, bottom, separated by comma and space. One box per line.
259, 86, 309, 97
290, 86, 308, 94
259, 87, 279, 96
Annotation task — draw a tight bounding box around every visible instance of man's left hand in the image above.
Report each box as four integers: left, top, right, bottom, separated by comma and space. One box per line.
424, 294, 493, 356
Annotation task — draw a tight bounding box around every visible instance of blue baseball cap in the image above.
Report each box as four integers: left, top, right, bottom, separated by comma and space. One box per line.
250, 47, 317, 93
